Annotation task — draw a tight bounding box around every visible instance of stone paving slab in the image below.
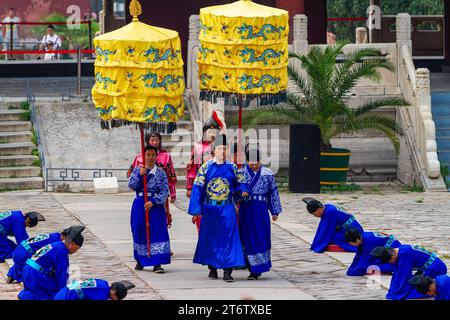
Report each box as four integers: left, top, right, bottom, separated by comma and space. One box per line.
0, 191, 162, 300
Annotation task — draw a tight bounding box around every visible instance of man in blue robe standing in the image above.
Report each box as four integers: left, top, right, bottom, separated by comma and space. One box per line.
238, 145, 282, 280
6, 226, 81, 284
345, 228, 401, 276
188, 134, 250, 282
409, 274, 450, 301
18, 226, 84, 300
303, 198, 363, 253
54, 278, 135, 300
0, 211, 44, 263
371, 245, 448, 300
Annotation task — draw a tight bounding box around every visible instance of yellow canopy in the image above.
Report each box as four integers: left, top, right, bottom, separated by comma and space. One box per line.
198, 0, 288, 105
91, 1, 185, 126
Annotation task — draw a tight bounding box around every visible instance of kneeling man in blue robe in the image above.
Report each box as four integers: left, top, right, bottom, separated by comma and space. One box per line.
371, 245, 447, 300
303, 198, 363, 253
55, 278, 135, 300
409, 274, 450, 301
345, 228, 401, 276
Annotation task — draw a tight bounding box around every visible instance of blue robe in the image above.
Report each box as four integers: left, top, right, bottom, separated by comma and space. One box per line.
435, 275, 450, 301
347, 232, 401, 276
18, 241, 69, 300
0, 211, 29, 262
129, 166, 170, 267
238, 165, 282, 274
188, 159, 249, 269
7, 232, 62, 282
387, 244, 448, 300
310, 204, 363, 253
54, 278, 110, 300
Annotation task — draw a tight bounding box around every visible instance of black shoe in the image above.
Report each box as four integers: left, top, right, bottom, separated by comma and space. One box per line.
153, 265, 165, 274
208, 269, 218, 279
135, 262, 143, 270
6, 276, 14, 284
223, 268, 234, 282
247, 273, 260, 280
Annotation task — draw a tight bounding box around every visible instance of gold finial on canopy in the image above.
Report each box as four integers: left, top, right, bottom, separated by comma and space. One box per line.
130, 0, 142, 22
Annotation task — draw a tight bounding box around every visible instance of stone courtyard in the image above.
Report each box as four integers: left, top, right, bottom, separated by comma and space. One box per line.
1, 184, 449, 300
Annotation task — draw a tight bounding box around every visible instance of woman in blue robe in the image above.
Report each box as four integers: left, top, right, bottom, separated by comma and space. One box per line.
409, 274, 450, 300
188, 134, 250, 282
7, 232, 63, 283
345, 229, 401, 276
303, 198, 364, 253
54, 278, 131, 300
0, 211, 40, 262
371, 244, 448, 300
238, 146, 282, 280
129, 145, 170, 273
18, 227, 83, 300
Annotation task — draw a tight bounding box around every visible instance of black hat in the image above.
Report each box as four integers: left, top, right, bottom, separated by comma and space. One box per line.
302, 197, 324, 214
370, 246, 392, 263
245, 143, 260, 162
203, 117, 220, 133
408, 275, 433, 295
25, 212, 45, 227
65, 225, 85, 247
213, 134, 227, 149
111, 281, 133, 300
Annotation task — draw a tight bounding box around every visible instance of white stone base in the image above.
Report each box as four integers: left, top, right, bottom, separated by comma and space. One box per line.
93, 177, 119, 194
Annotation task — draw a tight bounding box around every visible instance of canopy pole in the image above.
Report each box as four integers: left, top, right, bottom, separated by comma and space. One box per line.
140, 124, 151, 257
238, 98, 243, 169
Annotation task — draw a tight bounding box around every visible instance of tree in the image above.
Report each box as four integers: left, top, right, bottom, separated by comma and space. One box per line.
245, 43, 410, 152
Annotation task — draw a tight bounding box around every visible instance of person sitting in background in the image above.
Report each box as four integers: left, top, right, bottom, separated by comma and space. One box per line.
43, 41, 56, 60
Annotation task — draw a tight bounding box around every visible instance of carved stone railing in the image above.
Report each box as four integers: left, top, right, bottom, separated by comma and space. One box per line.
396, 13, 446, 190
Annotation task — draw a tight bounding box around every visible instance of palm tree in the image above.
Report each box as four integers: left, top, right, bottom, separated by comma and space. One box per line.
246, 43, 409, 152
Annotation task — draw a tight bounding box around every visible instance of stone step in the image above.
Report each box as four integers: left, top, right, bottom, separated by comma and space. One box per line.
0, 121, 32, 132
0, 166, 41, 178
0, 155, 38, 167
0, 110, 28, 121
436, 137, 450, 150
0, 177, 44, 191
0, 142, 35, 156
0, 131, 32, 143
434, 116, 450, 128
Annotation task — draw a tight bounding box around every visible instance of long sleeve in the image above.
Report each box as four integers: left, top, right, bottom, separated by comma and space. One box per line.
128, 167, 143, 192
165, 154, 177, 201
150, 170, 169, 206
188, 163, 208, 215
347, 246, 366, 276
55, 250, 70, 291
232, 164, 250, 194
387, 249, 427, 300
12, 214, 29, 244
267, 175, 282, 215
310, 210, 337, 253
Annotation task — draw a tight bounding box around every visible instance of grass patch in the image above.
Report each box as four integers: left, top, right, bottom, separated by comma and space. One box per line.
0, 188, 17, 193
441, 254, 450, 260
415, 198, 424, 203
7, 105, 19, 110
404, 181, 424, 193
0, 138, 7, 144
32, 158, 41, 167
20, 101, 30, 111
440, 164, 450, 190
320, 183, 361, 193
351, 196, 359, 199
32, 130, 37, 145
31, 149, 39, 157
21, 111, 31, 121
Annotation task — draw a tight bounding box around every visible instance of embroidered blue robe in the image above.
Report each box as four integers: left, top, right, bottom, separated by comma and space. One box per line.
188, 160, 249, 269
387, 244, 448, 300
7, 232, 62, 282
18, 241, 69, 300
129, 166, 170, 267
0, 211, 29, 262
310, 204, 363, 253
54, 278, 110, 300
347, 232, 401, 276
238, 165, 282, 274
435, 275, 450, 301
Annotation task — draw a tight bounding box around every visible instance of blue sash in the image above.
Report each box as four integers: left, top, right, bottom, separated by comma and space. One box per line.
21, 240, 34, 255
384, 235, 396, 248
26, 259, 54, 276
341, 216, 356, 230
205, 198, 232, 206
421, 253, 437, 271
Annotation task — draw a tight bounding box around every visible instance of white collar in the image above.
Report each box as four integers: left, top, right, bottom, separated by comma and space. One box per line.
148, 165, 157, 175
